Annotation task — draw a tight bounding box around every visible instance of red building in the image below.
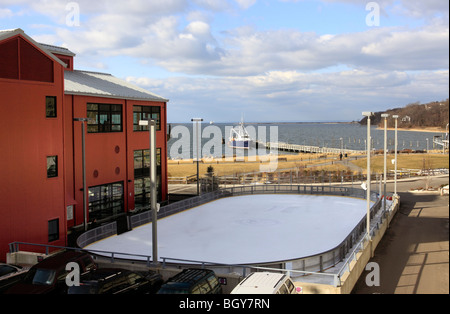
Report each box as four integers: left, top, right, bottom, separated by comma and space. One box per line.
0, 29, 169, 261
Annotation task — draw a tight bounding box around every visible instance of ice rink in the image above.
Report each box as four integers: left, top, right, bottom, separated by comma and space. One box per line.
86, 194, 371, 265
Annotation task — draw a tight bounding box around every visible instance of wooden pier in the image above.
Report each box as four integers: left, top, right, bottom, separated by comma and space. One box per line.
256, 141, 363, 155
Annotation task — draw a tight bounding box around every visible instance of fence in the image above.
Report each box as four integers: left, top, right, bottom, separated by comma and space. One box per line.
100, 185, 382, 281
130, 184, 378, 229
9, 184, 384, 288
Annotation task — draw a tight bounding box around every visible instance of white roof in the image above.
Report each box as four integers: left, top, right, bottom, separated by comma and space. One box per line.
38, 42, 75, 57
231, 272, 287, 294
64, 70, 169, 102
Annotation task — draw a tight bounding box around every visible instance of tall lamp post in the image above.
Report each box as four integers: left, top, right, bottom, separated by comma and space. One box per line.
393, 115, 399, 198
191, 118, 203, 196
381, 114, 389, 215
139, 119, 158, 265
362, 112, 373, 240
74, 118, 89, 231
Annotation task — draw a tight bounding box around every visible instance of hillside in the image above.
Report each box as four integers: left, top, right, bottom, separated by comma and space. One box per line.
360, 99, 449, 131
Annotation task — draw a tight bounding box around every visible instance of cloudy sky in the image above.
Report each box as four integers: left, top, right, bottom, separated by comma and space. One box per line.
1, 0, 448, 123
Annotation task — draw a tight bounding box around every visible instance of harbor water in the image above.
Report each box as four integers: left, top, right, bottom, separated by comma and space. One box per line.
167, 122, 446, 159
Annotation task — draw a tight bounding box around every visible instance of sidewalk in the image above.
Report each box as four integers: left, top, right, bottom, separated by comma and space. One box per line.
352, 176, 449, 294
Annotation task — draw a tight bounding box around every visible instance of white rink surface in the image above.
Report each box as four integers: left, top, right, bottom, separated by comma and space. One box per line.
87, 194, 370, 265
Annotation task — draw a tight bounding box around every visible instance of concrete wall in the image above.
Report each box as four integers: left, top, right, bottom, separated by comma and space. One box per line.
294, 196, 400, 294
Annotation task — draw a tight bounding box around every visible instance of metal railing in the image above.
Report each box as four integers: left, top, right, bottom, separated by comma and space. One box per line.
10, 184, 387, 288
82, 185, 382, 282
130, 184, 379, 229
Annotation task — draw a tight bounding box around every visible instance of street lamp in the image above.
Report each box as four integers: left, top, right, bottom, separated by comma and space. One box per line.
381, 114, 389, 215
392, 115, 399, 198
362, 112, 373, 240
74, 118, 89, 231
139, 119, 158, 265
191, 118, 203, 196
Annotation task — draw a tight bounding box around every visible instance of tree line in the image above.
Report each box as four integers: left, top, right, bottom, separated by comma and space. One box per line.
360, 99, 449, 130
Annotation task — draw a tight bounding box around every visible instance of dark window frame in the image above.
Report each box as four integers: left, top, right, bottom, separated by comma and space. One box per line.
134, 149, 162, 206
46, 96, 57, 118
133, 105, 161, 131
46, 156, 58, 178
88, 181, 124, 221
87, 103, 123, 133
48, 219, 59, 242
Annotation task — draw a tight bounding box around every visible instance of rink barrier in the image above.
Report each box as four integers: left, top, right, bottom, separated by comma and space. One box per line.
130, 184, 378, 229
86, 185, 382, 276
7, 195, 397, 292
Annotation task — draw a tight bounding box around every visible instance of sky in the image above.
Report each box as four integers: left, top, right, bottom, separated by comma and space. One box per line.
1, 0, 449, 123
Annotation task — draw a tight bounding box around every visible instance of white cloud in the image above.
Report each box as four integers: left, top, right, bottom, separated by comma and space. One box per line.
0, 8, 13, 18
234, 0, 257, 10
7, 0, 448, 76
127, 69, 449, 122
317, 0, 449, 19
4, 0, 447, 122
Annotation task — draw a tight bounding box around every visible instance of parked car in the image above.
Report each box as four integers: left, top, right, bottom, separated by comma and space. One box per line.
0, 263, 29, 293
67, 268, 163, 294
5, 250, 97, 294
230, 272, 298, 294
157, 268, 222, 294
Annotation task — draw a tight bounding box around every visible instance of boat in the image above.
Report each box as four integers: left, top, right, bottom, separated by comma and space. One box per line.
229, 119, 253, 149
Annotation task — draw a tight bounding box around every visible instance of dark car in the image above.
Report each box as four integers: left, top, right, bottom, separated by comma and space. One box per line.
157, 268, 222, 294
0, 263, 29, 293
5, 250, 97, 294
67, 268, 163, 294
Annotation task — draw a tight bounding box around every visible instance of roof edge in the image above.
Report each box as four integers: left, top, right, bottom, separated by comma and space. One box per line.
64, 91, 169, 103
0, 28, 68, 68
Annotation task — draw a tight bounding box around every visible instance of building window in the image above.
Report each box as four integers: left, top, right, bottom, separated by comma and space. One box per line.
87, 103, 123, 133
133, 106, 161, 131
48, 219, 59, 242
47, 156, 58, 178
134, 149, 161, 208
88, 182, 124, 221
46, 96, 57, 118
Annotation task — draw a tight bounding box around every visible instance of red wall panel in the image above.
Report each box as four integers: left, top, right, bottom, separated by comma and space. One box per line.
0, 37, 19, 80
1, 34, 169, 261
19, 38, 54, 83
0, 72, 66, 261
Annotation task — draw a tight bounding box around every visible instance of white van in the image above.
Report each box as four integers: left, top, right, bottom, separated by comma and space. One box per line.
230, 272, 298, 294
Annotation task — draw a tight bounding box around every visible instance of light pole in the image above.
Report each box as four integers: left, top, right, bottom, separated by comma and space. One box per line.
74, 118, 89, 231
393, 115, 399, 198
139, 119, 158, 265
191, 118, 203, 196
445, 123, 449, 154
362, 112, 373, 240
381, 113, 389, 215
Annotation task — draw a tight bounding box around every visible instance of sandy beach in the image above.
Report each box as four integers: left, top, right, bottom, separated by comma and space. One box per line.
168, 151, 449, 179
379, 127, 447, 133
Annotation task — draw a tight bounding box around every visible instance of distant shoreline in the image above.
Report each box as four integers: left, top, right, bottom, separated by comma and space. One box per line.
168, 121, 447, 133
168, 121, 359, 125
378, 127, 447, 133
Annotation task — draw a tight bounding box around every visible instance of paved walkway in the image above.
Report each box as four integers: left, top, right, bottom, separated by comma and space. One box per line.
352, 176, 449, 294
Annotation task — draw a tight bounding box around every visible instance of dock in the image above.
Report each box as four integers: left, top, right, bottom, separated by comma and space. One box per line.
256, 141, 363, 155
